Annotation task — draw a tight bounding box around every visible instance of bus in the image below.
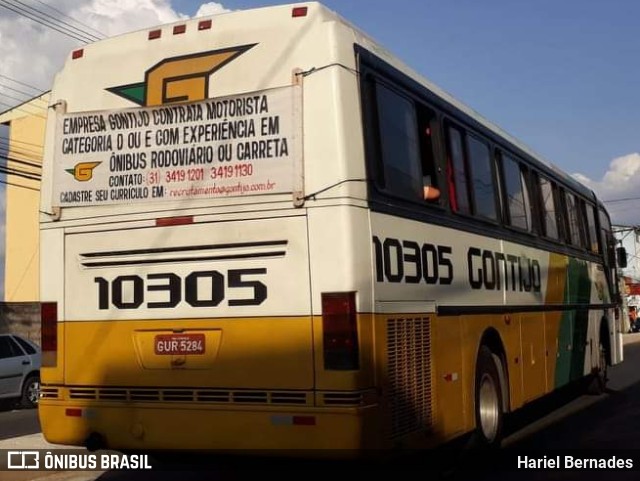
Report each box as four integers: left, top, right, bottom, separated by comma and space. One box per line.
39, 2, 625, 453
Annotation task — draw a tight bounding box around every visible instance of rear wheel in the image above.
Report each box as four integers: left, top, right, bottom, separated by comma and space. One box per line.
473, 346, 504, 447
20, 374, 40, 409
588, 337, 608, 395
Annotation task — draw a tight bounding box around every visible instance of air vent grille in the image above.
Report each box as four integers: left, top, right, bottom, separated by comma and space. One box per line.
67, 387, 309, 406
387, 317, 433, 439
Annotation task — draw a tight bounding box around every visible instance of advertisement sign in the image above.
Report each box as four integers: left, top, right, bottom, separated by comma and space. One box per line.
53, 85, 301, 206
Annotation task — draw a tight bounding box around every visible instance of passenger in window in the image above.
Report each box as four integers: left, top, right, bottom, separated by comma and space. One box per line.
423, 174, 441, 201
420, 122, 441, 202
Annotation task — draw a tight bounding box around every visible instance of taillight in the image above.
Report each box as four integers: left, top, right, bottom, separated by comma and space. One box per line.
41, 302, 58, 367
292, 6, 308, 17
155, 215, 193, 227
322, 292, 359, 370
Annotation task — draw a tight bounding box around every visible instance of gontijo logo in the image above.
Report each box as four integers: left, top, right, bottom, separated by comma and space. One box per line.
106, 45, 256, 107
66, 161, 101, 181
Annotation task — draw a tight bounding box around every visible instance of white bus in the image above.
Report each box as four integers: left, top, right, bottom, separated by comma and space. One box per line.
39, 2, 624, 453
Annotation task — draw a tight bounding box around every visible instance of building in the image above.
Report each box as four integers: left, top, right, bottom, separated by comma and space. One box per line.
614, 225, 640, 332
0, 92, 49, 341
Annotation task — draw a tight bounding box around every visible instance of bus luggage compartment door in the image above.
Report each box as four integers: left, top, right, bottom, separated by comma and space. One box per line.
62, 214, 313, 390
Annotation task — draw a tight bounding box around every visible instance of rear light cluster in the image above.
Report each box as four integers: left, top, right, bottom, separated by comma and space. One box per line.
146, 19, 213, 41
292, 6, 308, 17
41, 302, 58, 367
156, 215, 193, 227
321, 292, 359, 370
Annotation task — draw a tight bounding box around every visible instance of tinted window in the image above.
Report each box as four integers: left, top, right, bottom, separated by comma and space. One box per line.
12, 336, 36, 355
565, 192, 583, 247
539, 176, 559, 240
585, 204, 600, 253
446, 125, 470, 214
599, 208, 613, 257
375, 83, 421, 200
467, 135, 497, 220
501, 153, 531, 230
417, 105, 441, 204
0, 336, 22, 359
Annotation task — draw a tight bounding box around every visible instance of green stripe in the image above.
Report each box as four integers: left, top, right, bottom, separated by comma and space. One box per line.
555, 258, 591, 387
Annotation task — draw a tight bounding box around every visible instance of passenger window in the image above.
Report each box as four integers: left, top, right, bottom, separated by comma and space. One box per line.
446, 125, 471, 214
565, 192, 583, 247
417, 105, 441, 203
585, 204, 600, 253
501, 153, 532, 231
374, 83, 422, 200
539, 176, 559, 240
466, 135, 497, 221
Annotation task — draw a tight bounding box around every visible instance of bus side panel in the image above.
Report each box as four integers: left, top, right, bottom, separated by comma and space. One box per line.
553, 257, 591, 387
430, 315, 467, 439
519, 312, 547, 403
543, 253, 567, 392
307, 206, 376, 391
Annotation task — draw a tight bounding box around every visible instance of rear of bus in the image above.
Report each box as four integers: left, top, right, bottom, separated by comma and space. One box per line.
39, 3, 381, 452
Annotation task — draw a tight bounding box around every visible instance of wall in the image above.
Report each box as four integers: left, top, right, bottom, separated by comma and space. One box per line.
0, 94, 49, 342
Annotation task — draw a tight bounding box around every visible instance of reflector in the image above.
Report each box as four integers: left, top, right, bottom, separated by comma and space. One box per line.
292, 6, 308, 17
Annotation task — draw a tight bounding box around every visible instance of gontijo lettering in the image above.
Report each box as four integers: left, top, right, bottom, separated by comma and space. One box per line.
373, 235, 541, 292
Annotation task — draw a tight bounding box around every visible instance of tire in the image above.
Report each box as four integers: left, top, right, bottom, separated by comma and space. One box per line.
472, 346, 504, 448
20, 374, 40, 409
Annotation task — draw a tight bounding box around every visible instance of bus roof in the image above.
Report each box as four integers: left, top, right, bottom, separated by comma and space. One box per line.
52, 1, 594, 200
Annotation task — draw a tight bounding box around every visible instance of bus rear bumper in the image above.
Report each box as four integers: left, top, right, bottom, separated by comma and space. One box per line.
38, 400, 385, 453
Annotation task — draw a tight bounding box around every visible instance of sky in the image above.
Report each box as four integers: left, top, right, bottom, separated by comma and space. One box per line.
0, 0, 639, 225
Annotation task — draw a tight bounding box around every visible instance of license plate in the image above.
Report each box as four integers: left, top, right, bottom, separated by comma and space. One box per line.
154, 334, 205, 355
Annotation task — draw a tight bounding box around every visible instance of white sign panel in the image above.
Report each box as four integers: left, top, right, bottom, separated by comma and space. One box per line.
53, 86, 301, 206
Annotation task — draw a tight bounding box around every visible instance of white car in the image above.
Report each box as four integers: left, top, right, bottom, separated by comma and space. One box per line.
0, 334, 41, 408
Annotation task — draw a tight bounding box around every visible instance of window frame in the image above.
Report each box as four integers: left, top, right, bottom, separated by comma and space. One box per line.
362, 73, 447, 210
497, 149, 533, 233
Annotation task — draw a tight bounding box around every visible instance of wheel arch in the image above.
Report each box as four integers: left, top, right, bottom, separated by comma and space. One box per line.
21, 370, 40, 389
599, 315, 611, 366
477, 327, 509, 413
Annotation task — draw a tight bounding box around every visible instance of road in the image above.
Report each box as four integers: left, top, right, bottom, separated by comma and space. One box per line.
2, 334, 640, 480
0, 405, 39, 441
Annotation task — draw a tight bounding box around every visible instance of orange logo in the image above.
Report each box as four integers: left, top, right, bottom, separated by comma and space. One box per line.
66, 162, 101, 182
106, 45, 256, 106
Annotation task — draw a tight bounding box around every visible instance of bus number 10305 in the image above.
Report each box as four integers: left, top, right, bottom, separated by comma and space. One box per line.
93, 269, 267, 310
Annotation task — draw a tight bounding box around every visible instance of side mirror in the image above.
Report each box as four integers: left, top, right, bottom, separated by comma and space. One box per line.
616, 246, 628, 268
